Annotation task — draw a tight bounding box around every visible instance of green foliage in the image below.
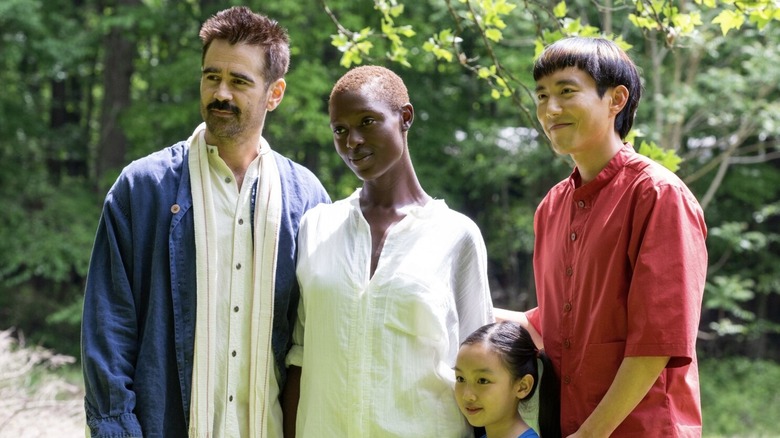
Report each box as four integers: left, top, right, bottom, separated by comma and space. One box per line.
0, 178, 97, 287
332, 27, 375, 68
629, 0, 704, 40
326, 0, 527, 101
3, 0, 780, 365
423, 29, 460, 62
0, 174, 97, 356
706, 274, 756, 328
322, 0, 780, 361
705, 0, 780, 35
1, 0, 103, 355
702, 199, 780, 356
700, 357, 780, 435
636, 140, 683, 172
323, 0, 780, 105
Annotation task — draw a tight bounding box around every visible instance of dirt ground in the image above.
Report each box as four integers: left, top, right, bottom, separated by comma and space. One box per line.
0, 396, 85, 438
0, 330, 86, 437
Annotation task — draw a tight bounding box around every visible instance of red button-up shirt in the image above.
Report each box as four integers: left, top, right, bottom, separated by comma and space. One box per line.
527, 145, 707, 437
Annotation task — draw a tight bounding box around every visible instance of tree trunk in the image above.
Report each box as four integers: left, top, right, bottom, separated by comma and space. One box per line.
95, 0, 140, 187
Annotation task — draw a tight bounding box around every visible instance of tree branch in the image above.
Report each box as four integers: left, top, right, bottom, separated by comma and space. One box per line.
698, 117, 759, 209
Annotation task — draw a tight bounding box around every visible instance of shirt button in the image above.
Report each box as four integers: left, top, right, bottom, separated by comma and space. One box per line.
577, 200, 585, 208
238, 218, 244, 225
236, 263, 242, 270
234, 306, 239, 312
563, 375, 571, 385
563, 338, 571, 349
232, 350, 237, 357
570, 232, 577, 241
225, 176, 232, 183
565, 266, 573, 276
564, 302, 572, 312
170, 204, 181, 214
229, 395, 233, 402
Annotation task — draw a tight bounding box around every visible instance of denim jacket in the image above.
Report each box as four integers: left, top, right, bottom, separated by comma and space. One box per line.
81, 141, 329, 437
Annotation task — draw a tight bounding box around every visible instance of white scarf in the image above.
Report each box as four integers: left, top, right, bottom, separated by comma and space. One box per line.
187, 122, 282, 437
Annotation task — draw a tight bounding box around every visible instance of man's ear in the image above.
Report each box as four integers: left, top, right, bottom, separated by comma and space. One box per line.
400, 102, 414, 131
610, 85, 629, 115
266, 78, 287, 111
514, 374, 535, 401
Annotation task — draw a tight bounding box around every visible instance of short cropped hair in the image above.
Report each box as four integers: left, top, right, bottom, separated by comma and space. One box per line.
533, 37, 642, 139
199, 6, 290, 83
330, 65, 410, 111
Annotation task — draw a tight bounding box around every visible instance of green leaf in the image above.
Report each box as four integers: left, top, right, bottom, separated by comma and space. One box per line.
331, 33, 349, 50
629, 13, 661, 30
485, 28, 503, 42
562, 17, 583, 34
495, 0, 517, 15
390, 4, 404, 17
553, 1, 567, 18
396, 25, 416, 37
672, 11, 704, 34
435, 47, 454, 62
712, 9, 746, 35
356, 40, 374, 54
636, 141, 683, 172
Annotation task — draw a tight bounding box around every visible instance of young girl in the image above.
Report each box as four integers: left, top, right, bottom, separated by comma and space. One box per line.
455, 321, 561, 438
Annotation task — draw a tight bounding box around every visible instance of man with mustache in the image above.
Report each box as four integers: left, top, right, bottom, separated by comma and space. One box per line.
81, 7, 329, 438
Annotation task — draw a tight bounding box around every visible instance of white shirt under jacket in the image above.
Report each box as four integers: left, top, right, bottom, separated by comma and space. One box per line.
287, 189, 494, 437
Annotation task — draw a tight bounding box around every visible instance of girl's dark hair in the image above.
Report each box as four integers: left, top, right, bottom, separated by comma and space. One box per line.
533, 37, 642, 140
462, 321, 561, 438
198, 6, 290, 83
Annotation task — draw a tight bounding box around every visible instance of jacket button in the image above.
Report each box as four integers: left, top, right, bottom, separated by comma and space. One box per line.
170, 204, 181, 214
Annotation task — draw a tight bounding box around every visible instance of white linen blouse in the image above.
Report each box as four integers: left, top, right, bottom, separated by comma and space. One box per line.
288, 189, 494, 437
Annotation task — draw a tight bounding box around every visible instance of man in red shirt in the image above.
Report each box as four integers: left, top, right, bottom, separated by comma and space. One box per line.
498, 37, 707, 436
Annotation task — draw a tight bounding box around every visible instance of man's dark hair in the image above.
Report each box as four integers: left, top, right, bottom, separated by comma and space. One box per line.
533, 37, 642, 139
199, 6, 290, 83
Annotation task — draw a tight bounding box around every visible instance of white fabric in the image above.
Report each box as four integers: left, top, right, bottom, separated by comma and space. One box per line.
209, 143, 255, 436
189, 122, 283, 438
288, 189, 494, 437
208, 145, 282, 437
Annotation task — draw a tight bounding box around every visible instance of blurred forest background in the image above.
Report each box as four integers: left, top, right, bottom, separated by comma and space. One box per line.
1, 0, 779, 435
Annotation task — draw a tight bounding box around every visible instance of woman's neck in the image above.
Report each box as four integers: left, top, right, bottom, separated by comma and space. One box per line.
359, 172, 429, 211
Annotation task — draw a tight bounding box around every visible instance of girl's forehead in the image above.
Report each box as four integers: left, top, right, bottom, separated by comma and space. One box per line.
457, 342, 501, 364
456, 343, 515, 380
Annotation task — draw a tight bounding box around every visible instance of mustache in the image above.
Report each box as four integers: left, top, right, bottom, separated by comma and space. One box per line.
207, 100, 240, 114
